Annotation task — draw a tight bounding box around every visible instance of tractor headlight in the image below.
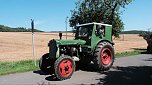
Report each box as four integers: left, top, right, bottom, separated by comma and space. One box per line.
71, 47, 77, 52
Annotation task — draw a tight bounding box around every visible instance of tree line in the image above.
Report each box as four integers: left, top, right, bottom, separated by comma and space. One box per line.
0, 25, 42, 32
121, 30, 148, 34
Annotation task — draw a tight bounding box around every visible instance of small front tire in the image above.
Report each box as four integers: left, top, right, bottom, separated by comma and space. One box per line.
54, 55, 75, 80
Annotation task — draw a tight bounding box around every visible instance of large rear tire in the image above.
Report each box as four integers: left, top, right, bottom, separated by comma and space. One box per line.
94, 42, 114, 71
54, 55, 75, 80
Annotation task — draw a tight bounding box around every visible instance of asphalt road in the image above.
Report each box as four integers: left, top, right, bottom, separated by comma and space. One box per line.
0, 54, 152, 85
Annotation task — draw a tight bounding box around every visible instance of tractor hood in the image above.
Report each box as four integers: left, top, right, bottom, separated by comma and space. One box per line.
56, 39, 86, 45
48, 39, 86, 59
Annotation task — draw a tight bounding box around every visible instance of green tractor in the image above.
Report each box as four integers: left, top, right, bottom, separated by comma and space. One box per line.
39, 22, 115, 80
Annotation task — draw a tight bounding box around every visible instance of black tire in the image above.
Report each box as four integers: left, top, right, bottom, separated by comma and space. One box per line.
39, 53, 54, 73
94, 42, 114, 71
147, 45, 152, 53
54, 55, 75, 80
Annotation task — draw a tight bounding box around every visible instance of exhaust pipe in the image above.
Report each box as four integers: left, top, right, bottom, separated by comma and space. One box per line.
59, 32, 62, 40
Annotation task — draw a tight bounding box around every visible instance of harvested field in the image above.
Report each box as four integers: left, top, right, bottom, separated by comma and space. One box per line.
113, 34, 147, 53
0, 32, 147, 61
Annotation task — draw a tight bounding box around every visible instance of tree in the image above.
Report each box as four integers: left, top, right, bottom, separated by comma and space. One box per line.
69, 0, 133, 37
0, 25, 43, 32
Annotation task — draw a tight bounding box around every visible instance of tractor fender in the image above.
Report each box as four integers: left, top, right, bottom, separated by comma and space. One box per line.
97, 40, 114, 46
92, 40, 114, 56
92, 39, 114, 54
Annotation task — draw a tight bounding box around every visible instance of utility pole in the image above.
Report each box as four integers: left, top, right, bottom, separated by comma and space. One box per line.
65, 16, 68, 40
31, 19, 36, 66
123, 28, 125, 41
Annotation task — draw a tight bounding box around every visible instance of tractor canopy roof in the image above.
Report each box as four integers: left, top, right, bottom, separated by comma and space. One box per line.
76, 22, 112, 27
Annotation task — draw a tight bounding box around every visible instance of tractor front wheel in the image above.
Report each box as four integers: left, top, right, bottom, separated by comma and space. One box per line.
54, 56, 75, 80
94, 42, 114, 71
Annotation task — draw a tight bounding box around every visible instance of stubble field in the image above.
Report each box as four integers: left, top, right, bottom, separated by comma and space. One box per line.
0, 32, 147, 61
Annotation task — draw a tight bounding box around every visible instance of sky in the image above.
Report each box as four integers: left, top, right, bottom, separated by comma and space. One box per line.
0, 0, 152, 31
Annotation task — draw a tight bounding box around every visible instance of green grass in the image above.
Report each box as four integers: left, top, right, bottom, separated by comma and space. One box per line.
0, 49, 146, 76
115, 50, 145, 58
0, 60, 39, 75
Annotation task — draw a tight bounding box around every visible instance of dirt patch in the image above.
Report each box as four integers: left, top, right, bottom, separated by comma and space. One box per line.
0, 32, 147, 61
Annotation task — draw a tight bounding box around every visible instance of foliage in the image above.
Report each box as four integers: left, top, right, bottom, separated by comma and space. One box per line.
0, 25, 43, 32
138, 31, 152, 37
69, 0, 133, 37
139, 31, 152, 47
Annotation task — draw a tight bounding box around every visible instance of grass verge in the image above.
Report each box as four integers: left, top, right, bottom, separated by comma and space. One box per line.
115, 50, 146, 58
0, 49, 147, 76
0, 60, 39, 76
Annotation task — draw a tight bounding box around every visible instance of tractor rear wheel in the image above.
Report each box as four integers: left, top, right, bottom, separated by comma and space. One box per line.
94, 42, 114, 71
54, 55, 75, 80
39, 53, 54, 73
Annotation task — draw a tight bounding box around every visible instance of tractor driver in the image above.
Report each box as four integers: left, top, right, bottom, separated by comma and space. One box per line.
96, 25, 105, 37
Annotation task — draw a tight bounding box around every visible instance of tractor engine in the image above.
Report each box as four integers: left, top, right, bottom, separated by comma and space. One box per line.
59, 45, 79, 58
48, 39, 83, 61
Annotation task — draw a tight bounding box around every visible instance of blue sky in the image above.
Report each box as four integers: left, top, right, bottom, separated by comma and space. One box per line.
122, 0, 152, 31
0, 0, 152, 31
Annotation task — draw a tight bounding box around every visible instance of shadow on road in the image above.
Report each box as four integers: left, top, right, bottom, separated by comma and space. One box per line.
33, 66, 152, 84
79, 63, 101, 72
33, 70, 49, 75
33, 63, 100, 81
143, 58, 152, 61
96, 66, 152, 85
33, 59, 152, 84
45, 75, 59, 81
33, 70, 59, 81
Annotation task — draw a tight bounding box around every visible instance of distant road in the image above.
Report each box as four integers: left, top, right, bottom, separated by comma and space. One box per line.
0, 54, 152, 85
